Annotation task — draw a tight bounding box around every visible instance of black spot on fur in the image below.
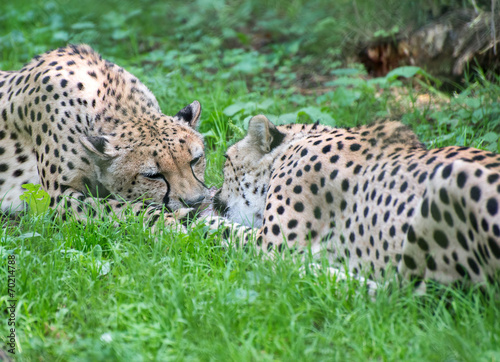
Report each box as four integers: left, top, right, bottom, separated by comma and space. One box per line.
403, 254, 417, 270
421, 198, 429, 218
350, 143, 361, 151
439, 188, 449, 204
457, 171, 467, 188
487, 198, 498, 216
442, 164, 453, 179
294, 202, 304, 212
487, 174, 499, 184
456, 230, 468, 251
430, 201, 441, 222
470, 186, 481, 202
314, 207, 322, 220
433, 229, 449, 248
489, 237, 500, 259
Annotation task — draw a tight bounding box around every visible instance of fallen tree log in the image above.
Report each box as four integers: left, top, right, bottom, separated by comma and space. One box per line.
358, 9, 500, 81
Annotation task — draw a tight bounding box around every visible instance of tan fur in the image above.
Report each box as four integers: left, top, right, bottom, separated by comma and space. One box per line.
209, 115, 500, 290
0, 45, 206, 227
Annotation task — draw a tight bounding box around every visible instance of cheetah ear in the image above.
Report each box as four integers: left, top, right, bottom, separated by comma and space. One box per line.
80, 135, 117, 160
173, 100, 201, 129
247, 114, 285, 153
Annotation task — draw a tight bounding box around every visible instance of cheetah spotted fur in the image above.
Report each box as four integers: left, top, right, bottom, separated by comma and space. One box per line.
0, 44, 207, 226
208, 115, 500, 290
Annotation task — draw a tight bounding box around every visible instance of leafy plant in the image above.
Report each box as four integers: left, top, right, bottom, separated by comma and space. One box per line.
18, 183, 50, 215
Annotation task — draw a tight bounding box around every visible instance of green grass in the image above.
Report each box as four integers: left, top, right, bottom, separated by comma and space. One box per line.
1, 0, 500, 360
3, 215, 500, 360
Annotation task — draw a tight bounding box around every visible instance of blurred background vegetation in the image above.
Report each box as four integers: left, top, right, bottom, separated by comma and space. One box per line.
1, 0, 494, 64
1, 0, 499, 184
1, 0, 491, 62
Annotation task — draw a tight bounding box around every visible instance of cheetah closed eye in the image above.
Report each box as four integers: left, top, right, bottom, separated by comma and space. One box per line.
205, 114, 500, 291
0, 44, 207, 228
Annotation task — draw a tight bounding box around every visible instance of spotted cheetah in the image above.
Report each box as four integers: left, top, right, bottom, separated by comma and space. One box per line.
0, 44, 207, 226
207, 115, 500, 290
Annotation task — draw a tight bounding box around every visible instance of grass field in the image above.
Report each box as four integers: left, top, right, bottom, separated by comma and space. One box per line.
1, 0, 500, 360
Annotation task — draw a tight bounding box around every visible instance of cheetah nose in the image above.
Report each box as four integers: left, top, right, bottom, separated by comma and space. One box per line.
181, 196, 205, 209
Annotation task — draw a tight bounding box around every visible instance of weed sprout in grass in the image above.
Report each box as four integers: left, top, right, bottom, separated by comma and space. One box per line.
19, 184, 50, 216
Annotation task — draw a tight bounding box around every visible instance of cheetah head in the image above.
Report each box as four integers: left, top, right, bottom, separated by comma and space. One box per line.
214, 115, 286, 227
80, 101, 207, 211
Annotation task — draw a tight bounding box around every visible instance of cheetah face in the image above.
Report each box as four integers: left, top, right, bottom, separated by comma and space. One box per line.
214, 143, 268, 227
81, 101, 207, 211
214, 115, 285, 227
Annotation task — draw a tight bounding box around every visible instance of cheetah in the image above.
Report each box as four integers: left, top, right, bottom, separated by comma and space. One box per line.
0, 44, 207, 226
207, 115, 500, 290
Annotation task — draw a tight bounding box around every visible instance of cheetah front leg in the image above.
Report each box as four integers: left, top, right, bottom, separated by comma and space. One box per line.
201, 215, 259, 249
53, 188, 192, 232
